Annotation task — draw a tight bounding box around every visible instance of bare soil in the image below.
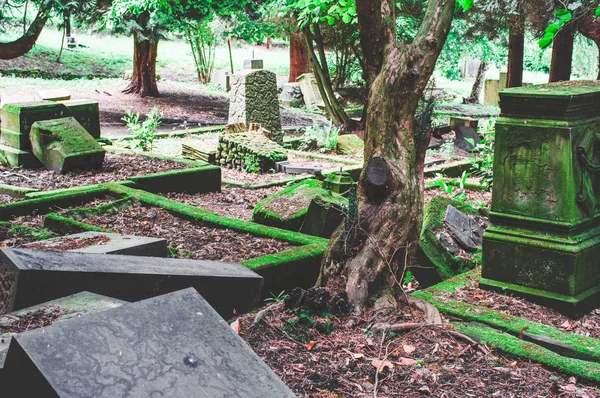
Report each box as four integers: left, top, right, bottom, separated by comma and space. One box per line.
0, 153, 190, 191
0, 306, 70, 332
437, 270, 600, 340
237, 301, 600, 397
163, 186, 283, 221
23, 234, 111, 251
78, 205, 293, 262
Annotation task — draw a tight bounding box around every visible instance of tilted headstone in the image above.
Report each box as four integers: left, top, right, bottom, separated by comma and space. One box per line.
228, 69, 283, 145
0, 292, 126, 372
29, 117, 105, 174
59, 99, 101, 139
481, 82, 600, 317
280, 83, 305, 108
2, 288, 296, 398
23, 231, 168, 257
297, 73, 325, 109
0, 247, 263, 318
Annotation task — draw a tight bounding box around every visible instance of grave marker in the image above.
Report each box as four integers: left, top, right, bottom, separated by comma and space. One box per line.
0, 247, 263, 318
2, 288, 296, 397
297, 73, 325, 109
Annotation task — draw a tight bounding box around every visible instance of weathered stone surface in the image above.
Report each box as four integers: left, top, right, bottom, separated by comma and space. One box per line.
29, 117, 105, 174
0, 247, 263, 318
454, 126, 481, 152
243, 59, 264, 69
323, 170, 356, 196
0, 292, 126, 371
336, 134, 364, 155
36, 89, 71, 102
211, 69, 231, 91
23, 231, 168, 257
297, 73, 325, 109
443, 205, 487, 252
59, 99, 101, 139
482, 81, 600, 317
2, 288, 295, 398
216, 132, 287, 172
280, 83, 305, 108
300, 192, 346, 238
228, 69, 283, 144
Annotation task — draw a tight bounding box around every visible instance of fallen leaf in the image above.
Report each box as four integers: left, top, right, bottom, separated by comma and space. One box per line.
305, 341, 318, 351
560, 320, 573, 331
352, 353, 364, 360
372, 358, 394, 372
230, 319, 240, 334
397, 357, 418, 366
403, 344, 416, 354
561, 384, 578, 393
418, 385, 431, 394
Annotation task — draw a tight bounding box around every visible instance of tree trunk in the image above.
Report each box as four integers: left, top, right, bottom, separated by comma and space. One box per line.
465, 61, 488, 103
577, 14, 600, 80
323, 0, 455, 313
123, 32, 159, 98
0, 0, 53, 60
507, 16, 524, 88
289, 31, 310, 82
549, 23, 574, 82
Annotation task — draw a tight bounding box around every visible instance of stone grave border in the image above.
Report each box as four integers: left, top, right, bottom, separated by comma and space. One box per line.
39, 183, 328, 298
413, 270, 600, 383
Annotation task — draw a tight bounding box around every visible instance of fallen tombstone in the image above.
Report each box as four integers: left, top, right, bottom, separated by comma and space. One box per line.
297, 73, 325, 109
22, 231, 168, 257
280, 83, 305, 108
300, 192, 346, 238
35, 89, 71, 102
275, 161, 322, 175
0, 247, 263, 318
29, 117, 105, 174
454, 126, 481, 152
58, 99, 101, 139
0, 291, 126, 372
443, 205, 488, 252
215, 132, 287, 172
228, 69, 283, 144
2, 288, 296, 397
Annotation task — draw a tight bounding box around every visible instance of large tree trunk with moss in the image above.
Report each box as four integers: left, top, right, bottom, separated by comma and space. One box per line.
507, 16, 524, 88
123, 31, 159, 97
0, 0, 53, 60
322, 0, 455, 313
577, 14, 600, 80
289, 31, 310, 82
549, 23, 574, 83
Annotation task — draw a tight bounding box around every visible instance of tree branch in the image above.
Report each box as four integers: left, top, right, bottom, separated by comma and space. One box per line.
0, 0, 53, 60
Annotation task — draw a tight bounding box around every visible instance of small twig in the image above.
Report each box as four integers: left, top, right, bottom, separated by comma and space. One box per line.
373, 327, 387, 398
265, 320, 305, 347
447, 330, 492, 356
252, 301, 284, 326
371, 322, 427, 333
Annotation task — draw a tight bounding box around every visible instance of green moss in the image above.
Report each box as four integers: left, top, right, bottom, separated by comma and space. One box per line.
222, 175, 313, 189
0, 184, 39, 198
2, 222, 57, 241
44, 213, 110, 235
242, 243, 326, 270
454, 322, 600, 383
103, 183, 328, 246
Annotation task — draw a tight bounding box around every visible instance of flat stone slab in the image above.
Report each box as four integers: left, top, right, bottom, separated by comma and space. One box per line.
0, 292, 126, 371
0, 248, 263, 318
23, 231, 168, 257
2, 288, 296, 397
30, 117, 105, 174
36, 89, 71, 102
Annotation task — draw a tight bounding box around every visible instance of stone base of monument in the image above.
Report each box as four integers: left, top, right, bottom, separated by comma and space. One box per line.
0, 292, 126, 372
2, 288, 295, 397
481, 82, 600, 318
0, 247, 263, 318
23, 231, 168, 257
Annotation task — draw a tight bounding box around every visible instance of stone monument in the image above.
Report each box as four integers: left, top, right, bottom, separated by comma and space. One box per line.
228, 69, 283, 145
297, 73, 325, 109
481, 81, 600, 317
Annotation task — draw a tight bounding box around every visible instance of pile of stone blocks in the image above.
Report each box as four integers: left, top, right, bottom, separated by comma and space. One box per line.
0, 100, 102, 170
228, 68, 283, 145
215, 132, 288, 172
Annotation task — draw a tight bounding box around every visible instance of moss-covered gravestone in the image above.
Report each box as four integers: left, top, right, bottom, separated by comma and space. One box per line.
481, 82, 600, 317
30, 117, 105, 174
228, 69, 283, 145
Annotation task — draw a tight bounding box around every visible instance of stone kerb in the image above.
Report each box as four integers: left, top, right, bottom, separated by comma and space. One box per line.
228, 69, 283, 145
481, 81, 600, 317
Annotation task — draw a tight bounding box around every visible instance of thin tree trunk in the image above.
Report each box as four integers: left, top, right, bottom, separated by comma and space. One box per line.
123, 32, 159, 97
227, 39, 234, 74
0, 0, 53, 60
288, 31, 310, 82
549, 23, 575, 82
23, 0, 28, 35
57, 22, 66, 63
466, 61, 488, 103
507, 16, 524, 88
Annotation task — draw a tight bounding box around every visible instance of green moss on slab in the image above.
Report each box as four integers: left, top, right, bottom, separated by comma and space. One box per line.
0, 221, 57, 241
0, 184, 39, 198
242, 243, 326, 271
454, 322, 600, 383
222, 175, 313, 189
289, 150, 361, 166
104, 145, 209, 167
103, 183, 328, 246
25, 181, 133, 200
44, 213, 111, 235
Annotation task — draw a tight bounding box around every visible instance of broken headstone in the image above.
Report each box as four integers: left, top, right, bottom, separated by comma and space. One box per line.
0, 247, 262, 318
2, 288, 295, 397
454, 126, 480, 152
443, 205, 488, 252
280, 83, 305, 108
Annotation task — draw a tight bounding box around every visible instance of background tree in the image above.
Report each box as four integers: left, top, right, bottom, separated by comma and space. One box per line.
323, 0, 469, 313
0, 0, 54, 59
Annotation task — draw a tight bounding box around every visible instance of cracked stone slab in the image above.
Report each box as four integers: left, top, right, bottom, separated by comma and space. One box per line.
23, 231, 168, 257
2, 288, 296, 398
0, 292, 126, 372
0, 248, 263, 318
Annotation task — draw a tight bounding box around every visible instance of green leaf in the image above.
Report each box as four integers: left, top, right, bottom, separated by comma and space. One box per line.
342, 14, 351, 23
538, 32, 554, 49
545, 23, 560, 35
596, 5, 600, 17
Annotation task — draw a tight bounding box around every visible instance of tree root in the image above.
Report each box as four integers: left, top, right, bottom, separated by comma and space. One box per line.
408, 297, 443, 325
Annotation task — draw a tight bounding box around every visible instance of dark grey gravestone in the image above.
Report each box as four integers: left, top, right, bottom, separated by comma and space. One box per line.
454, 126, 481, 152
2, 288, 296, 398
443, 205, 487, 252
0, 248, 262, 318
23, 231, 168, 257
0, 292, 126, 372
